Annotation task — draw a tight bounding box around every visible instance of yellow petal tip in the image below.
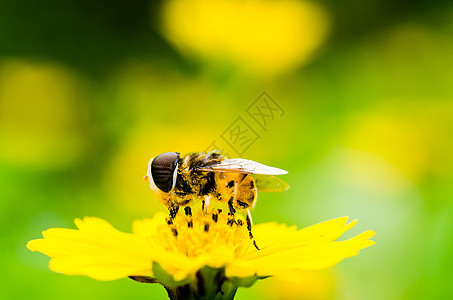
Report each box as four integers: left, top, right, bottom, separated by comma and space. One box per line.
26, 240, 37, 252
347, 219, 358, 228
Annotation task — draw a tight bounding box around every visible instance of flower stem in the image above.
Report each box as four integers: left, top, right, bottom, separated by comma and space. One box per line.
164, 268, 238, 300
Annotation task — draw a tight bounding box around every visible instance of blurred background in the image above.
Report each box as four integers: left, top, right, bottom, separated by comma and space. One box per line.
1, 0, 452, 299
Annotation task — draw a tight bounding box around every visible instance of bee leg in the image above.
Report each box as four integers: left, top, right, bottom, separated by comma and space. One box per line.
227, 198, 237, 226
169, 203, 179, 220
212, 208, 221, 222
204, 195, 212, 212
227, 181, 237, 226
184, 206, 193, 228
229, 181, 238, 215
228, 197, 236, 216
184, 206, 192, 216
201, 194, 212, 213
246, 208, 260, 250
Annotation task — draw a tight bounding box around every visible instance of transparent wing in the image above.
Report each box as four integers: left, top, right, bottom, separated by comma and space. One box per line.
196, 158, 288, 175
253, 174, 290, 192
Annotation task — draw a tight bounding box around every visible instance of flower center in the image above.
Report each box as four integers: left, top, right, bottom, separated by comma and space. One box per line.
150, 209, 253, 258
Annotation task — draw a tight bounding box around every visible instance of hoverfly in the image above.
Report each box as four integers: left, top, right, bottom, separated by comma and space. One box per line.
144, 150, 289, 249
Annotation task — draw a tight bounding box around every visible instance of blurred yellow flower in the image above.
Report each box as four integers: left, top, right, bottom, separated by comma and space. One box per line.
27, 210, 374, 298
0, 59, 87, 168
160, 0, 329, 78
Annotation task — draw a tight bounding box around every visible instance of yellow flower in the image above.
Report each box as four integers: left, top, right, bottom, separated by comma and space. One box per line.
27, 210, 374, 299
160, 0, 329, 78
0, 59, 87, 169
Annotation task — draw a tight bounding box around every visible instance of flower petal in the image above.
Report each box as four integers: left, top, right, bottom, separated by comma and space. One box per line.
247, 217, 359, 259
49, 257, 152, 281
27, 217, 154, 280
250, 230, 375, 277
132, 212, 168, 236
27, 214, 375, 283
226, 217, 375, 278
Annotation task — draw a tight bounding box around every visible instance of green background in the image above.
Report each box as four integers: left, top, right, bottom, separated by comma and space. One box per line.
1, 1, 452, 299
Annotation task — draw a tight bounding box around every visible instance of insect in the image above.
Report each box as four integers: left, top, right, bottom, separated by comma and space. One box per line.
144, 150, 289, 249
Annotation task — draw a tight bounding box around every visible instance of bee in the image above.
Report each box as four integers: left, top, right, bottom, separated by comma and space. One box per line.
144, 150, 289, 249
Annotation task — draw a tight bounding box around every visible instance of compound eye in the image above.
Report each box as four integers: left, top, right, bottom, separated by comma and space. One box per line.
151, 152, 180, 192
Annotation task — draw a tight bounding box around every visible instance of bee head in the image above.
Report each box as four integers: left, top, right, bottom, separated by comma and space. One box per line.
146, 152, 180, 193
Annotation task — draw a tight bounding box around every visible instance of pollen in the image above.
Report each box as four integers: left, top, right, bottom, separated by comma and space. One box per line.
149, 210, 252, 258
